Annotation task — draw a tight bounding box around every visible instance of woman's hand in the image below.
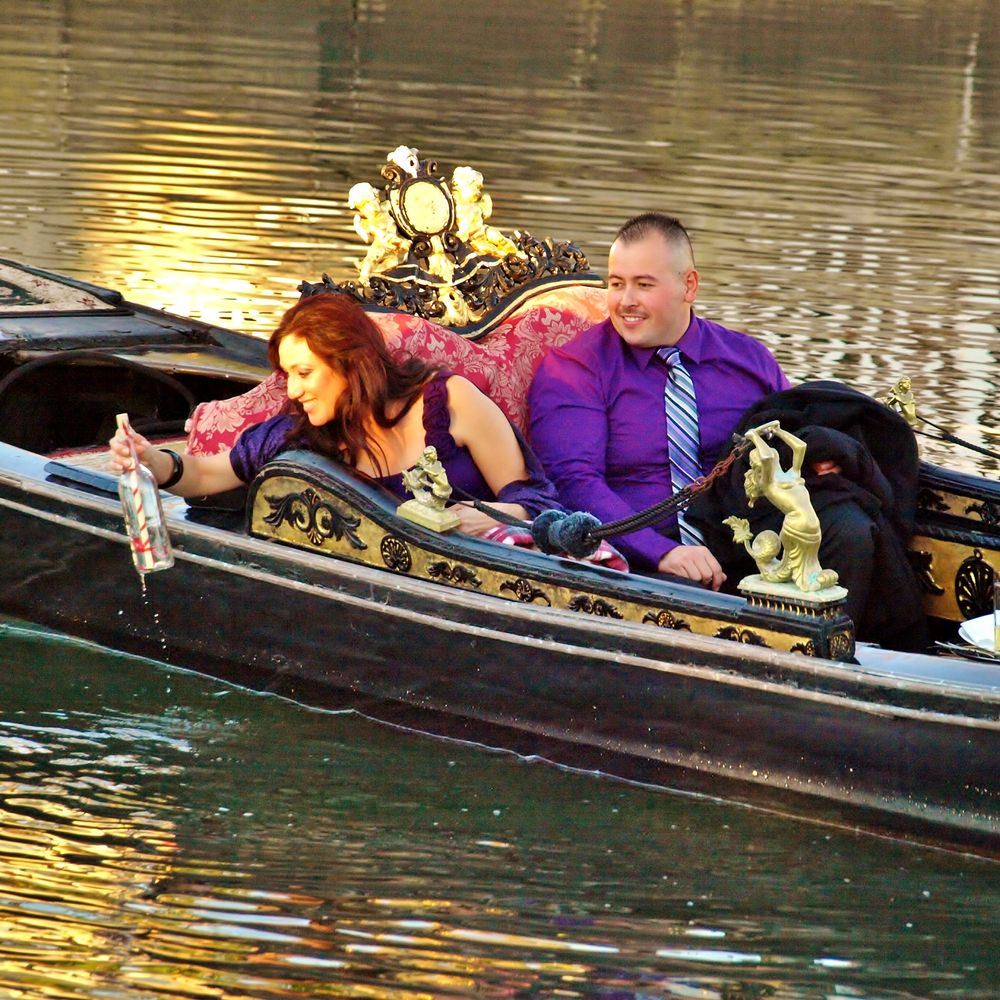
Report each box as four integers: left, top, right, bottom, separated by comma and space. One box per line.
108, 429, 242, 497
108, 426, 154, 476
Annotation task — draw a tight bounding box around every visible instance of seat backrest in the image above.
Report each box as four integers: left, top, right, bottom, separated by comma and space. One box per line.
187, 284, 607, 456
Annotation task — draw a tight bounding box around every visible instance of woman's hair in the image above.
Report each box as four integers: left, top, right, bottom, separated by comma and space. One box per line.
268, 293, 439, 474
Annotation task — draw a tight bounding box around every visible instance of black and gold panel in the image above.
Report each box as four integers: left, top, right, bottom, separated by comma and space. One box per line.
247, 456, 854, 662
910, 534, 999, 621
911, 463, 1000, 623
917, 485, 1000, 529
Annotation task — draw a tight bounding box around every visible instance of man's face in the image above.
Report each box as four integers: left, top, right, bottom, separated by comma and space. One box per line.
606, 231, 698, 349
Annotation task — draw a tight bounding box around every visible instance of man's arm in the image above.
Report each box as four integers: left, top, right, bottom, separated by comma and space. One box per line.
529, 353, 675, 571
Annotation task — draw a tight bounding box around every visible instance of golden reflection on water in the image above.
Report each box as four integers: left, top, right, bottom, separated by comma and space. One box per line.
3, 0, 996, 470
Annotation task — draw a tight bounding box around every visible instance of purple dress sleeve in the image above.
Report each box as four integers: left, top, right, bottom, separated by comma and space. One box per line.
228, 414, 298, 483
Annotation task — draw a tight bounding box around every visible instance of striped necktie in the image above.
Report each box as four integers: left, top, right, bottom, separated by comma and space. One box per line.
657, 346, 705, 546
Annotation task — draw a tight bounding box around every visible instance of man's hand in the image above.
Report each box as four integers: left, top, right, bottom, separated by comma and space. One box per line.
657, 545, 726, 591
811, 459, 842, 476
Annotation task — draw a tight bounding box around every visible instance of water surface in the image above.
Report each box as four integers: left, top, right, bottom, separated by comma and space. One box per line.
2, 0, 997, 470
2, 619, 999, 998
1, 2, 1000, 996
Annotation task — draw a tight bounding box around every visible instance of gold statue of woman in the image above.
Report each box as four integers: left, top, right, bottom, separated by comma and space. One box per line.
725, 421, 839, 593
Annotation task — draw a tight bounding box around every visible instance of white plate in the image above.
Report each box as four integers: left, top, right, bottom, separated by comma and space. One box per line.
958, 614, 998, 654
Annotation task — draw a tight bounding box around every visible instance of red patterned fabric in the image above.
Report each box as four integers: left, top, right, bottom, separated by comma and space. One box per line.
186, 283, 608, 455
186, 368, 290, 456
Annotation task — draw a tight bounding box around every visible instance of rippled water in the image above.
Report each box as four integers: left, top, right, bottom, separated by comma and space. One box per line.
2, 1, 1000, 995
2, 618, 999, 999
2, 0, 998, 473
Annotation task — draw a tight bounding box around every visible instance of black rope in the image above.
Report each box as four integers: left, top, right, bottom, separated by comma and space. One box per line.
444, 435, 754, 558
914, 417, 1000, 462
442, 407, 997, 559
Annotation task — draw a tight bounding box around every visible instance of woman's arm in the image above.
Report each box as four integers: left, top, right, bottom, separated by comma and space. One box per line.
443, 375, 532, 533
109, 427, 243, 497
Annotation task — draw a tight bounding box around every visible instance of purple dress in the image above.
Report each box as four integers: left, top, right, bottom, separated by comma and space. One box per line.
229, 372, 561, 518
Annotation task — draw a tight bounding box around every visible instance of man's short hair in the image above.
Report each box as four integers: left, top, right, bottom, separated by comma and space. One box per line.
614, 212, 694, 265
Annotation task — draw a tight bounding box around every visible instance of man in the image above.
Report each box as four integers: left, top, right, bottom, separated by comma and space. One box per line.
529, 212, 790, 590
530, 212, 929, 650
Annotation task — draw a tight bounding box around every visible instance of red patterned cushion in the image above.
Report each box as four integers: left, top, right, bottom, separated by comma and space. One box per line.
186, 284, 607, 455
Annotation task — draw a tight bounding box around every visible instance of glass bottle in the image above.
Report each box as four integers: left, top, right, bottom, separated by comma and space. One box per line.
116, 413, 174, 574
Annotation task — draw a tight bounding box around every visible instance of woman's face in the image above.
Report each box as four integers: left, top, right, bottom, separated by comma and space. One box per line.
278, 333, 347, 426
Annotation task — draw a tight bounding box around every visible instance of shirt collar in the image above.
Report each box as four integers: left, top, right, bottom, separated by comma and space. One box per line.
627, 312, 704, 371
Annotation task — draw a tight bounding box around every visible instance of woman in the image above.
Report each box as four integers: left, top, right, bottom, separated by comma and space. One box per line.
108, 292, 560, 536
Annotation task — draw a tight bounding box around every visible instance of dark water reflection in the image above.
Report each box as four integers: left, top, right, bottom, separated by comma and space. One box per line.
2, 1, 1000, 995
2, 619, 999, 999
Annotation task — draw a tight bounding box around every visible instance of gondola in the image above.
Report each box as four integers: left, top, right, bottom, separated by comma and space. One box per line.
1, 148, 998, 856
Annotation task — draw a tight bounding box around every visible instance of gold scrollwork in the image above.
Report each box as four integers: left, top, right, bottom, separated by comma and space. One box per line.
828, 629, 856, 661
263, 487, 365, 549
715, 626, 769, 647
567, 596, 623, 618
499, 578, 551, 605
641, 609, 692, 631
427, 561, 482, 588
965, 498, 1000, 527
907, 549, 945, 595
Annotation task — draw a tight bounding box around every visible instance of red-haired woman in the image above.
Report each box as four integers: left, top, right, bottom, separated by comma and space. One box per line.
108, 293, 560, 536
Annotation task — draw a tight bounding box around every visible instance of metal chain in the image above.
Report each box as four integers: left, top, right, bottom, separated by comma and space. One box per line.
448, 434, 754, 540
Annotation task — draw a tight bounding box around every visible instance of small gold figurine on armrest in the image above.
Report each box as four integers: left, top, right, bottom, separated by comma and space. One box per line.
877, 376, 918, 428
397, 446, 461, 532
724, 421, 841, 595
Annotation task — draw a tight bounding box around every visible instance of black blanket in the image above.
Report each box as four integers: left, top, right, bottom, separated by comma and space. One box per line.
688, 381, 928, 650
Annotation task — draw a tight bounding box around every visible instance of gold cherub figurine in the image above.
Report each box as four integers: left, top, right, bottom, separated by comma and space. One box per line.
877, 376, 918, 428
451, 166, 520, 259
348, 182, 408, 284
396, 446, 461, 532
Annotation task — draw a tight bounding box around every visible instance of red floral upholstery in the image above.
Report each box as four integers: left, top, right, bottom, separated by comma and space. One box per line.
186, 284, 608, 455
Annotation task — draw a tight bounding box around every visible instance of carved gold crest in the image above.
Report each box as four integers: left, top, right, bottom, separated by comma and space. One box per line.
302, 145, 600, 338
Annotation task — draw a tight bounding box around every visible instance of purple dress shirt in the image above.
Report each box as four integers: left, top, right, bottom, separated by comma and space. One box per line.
528, 314, 791, 570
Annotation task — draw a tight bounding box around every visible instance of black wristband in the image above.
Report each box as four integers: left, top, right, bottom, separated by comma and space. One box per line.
159, 449, 185, 490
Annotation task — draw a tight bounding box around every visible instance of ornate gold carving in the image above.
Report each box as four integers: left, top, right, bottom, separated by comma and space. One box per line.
725, 422, 845, 602
715, 626, 769, 647
917, 487, 949, 513
380, 536, 412, 573
877, 376, 918, 428
396, 446, 461, 532
427, 561, 482, 588
965, 498, 1000, 527
790, 639, 817, 656
955, 549, 995, 618
452, 166, 519, 259
907, 549, 945, 595
323, 147, 596, 336
262, 487, 366, 549
499, 578, 551, 605
568, 596, 623, 618
641, 609, 692, 631
828, 629, 856, 661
